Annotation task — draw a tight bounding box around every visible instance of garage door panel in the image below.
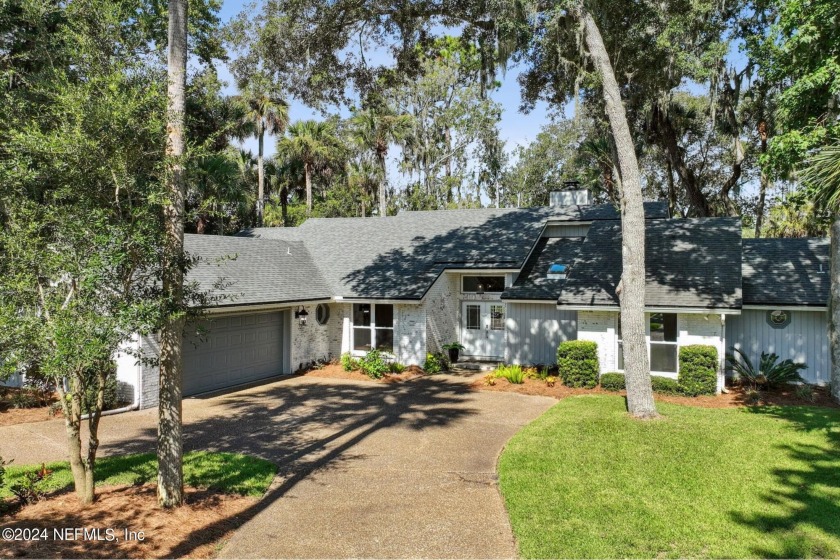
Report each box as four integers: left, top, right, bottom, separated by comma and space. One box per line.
183, 312, 285, 396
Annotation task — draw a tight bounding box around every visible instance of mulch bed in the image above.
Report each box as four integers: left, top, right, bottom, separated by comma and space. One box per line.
0, 485, 258, 559
0, 389, 59, 427
302, 362, 426, 383
471, 376, 839, 409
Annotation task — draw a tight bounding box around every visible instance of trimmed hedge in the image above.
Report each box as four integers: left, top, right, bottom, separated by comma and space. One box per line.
557, 341, 599, 389
651, 375, 681, 395
600, 373, 626, 392
678, 345, 718, 396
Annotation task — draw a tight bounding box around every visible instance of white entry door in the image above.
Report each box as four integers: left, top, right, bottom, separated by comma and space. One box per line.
461, 302, 506, 359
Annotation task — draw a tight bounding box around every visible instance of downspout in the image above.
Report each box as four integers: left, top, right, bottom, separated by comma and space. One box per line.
80, 339, 142, 419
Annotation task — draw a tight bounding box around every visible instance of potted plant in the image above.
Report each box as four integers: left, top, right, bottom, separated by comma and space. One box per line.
442, 342, 465, 363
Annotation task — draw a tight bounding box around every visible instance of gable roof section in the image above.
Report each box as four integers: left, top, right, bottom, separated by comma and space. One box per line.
501, 237, 585, 301
742, 238, 829, 307
557, 218, 743, 309
185, 234, 331, 307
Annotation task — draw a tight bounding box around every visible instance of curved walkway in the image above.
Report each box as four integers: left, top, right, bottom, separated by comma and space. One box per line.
1, 374, 556, 558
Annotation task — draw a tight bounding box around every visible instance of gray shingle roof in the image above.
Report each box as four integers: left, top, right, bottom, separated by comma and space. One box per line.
184, 234, 331, 307
556, 218, 743, 309
742, 238, 829, 306
502, 237, 585, 301
239, 202, 669, 300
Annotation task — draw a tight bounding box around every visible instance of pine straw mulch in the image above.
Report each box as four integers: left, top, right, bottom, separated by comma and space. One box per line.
0, 485, 258, 559
471, 376, 840, 409
0, 389, 59, 427
301, 362, 427, 383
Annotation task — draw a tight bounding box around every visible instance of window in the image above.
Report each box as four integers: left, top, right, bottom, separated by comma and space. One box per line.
649, 313, 677, 372
466, 305, 481, 330
462, 276, 505, 293
617, 313, 678, 373
352, 303, 394, 352
490, 304, 505, 330
315, 304, 330, 325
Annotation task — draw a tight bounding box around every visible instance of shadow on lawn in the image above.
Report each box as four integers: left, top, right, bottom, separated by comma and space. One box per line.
98, 375, 479, 558
730, 405, 840, 558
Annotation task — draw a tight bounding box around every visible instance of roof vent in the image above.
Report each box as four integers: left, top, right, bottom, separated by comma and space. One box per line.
547, 263, 568, 280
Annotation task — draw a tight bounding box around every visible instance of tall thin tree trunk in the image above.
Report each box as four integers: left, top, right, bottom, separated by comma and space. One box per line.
754, 121, 770, 237
379, 152, 387, 217
305, 162, 313, 215
831, 217, 840, 402
281, 185, 288, 226
257, 124, 265, 226
158, 0, 187, 508
666, 159, 677, 218
578, 6, 657, 418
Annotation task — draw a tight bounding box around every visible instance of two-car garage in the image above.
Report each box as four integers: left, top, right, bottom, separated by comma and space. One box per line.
182, 311, 291, 396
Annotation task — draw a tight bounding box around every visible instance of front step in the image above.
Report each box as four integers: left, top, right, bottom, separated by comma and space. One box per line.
449, 361, 498, 372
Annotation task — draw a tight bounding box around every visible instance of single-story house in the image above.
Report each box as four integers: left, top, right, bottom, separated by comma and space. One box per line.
114, 190, 830, 409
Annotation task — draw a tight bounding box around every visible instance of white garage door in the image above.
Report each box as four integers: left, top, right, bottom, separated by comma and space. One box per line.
183, 312, 287, 396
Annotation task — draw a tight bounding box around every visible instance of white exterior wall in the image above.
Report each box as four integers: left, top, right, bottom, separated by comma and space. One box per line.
114, 334, 142, 404
424, 273, 460, 354
677, 313, 726, 391
328, 303, 352, 358
727, 309, 829, 385
395, 304, 426, 365
290, 304, 330, 372
577, 311, 619, 372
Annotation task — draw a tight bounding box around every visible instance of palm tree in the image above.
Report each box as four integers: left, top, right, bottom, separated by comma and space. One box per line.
280, 120, 342, 215
802, 141, 840, 402
235, 75, 289, 226
350, 107, 413, 217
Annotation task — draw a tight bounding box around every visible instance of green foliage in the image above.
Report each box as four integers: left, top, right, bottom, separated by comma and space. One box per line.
423, 352, 448, 374
1, 452, 276, 499
726, 348, 807, 390
795, 384, 816, 403
359, 349, 390, 379
494, 364, 526, 384
82, 364, 121, 414
651, 376, 681, 395
389, 362, 406, 374
441, 342, 465, 351
9, 464, 53, 505
499, 395, 840, 558
599, 373, 626, 392
557, 341, 599, 389
678, 345, 718, 396
340, 352, 359, 372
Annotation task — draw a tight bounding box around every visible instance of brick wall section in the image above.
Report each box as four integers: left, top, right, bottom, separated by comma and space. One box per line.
395, 304, 426, 365
576, 311, 618, 373
424, 273, 460, 354
291, 304, 330, 372
328, 303, 351, 358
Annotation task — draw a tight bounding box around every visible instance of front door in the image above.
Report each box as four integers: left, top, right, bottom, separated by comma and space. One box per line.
461, 302, 506, 359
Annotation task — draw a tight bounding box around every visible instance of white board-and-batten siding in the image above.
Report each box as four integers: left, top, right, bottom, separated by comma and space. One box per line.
505, 304, 577, 365
726, 309, 829, 385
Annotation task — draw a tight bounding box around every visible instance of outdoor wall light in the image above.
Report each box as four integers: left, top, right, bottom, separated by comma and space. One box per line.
476, 282, 485, 295
295, 306, 309, 326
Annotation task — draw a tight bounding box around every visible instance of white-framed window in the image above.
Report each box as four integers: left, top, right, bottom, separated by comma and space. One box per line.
461, 275, 505, 293
617, 312, 678, 373
352, 303, 394, 353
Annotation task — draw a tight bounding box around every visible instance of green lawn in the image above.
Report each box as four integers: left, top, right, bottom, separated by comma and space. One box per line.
499, 395, 840, 559
2, 451, 276, 499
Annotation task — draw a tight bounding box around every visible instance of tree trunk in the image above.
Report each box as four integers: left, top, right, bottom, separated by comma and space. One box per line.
378, 152, 387, 217
305, 162, 313, 215
280, 185, 288, 226
57, 371, 93, 504
831, 217, 840, 402
158, 0, 187, 509
578, 6, 657, 418
754, 121, 770, 237
666, 159, 677, 218
257, 124, 265, 226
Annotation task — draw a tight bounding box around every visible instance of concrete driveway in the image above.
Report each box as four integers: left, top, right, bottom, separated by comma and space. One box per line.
1, 374, 555, 558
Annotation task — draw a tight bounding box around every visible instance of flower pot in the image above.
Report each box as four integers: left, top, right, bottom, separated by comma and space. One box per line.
447, 348, 460, 363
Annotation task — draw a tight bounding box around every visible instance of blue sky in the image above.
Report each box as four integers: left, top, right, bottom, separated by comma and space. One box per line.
217, 0, 551, 159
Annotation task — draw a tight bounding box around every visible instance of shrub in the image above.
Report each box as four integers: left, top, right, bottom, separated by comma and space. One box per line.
82, 367, 120, 413
8, 388, 40, 409
557, 341, 599, 388
545, 376, 557, 387
599, 373, 626, 391
483, 373, 497, 386
679, 345, 718, 396
795, 384, 816, 403
496, 364, 526, 384
340, 352, 359, 372
726, 348, 807, 390
744, 388, 762, 405
359, 349, 390, 379
651, 375, 681, 395
389, 362, 406, 374
10, 464, 52, 505
423, 352, 448, 374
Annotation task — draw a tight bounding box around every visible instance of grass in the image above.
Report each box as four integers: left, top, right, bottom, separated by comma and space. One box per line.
2, 451, 276, 499
499, 395, 840, 559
